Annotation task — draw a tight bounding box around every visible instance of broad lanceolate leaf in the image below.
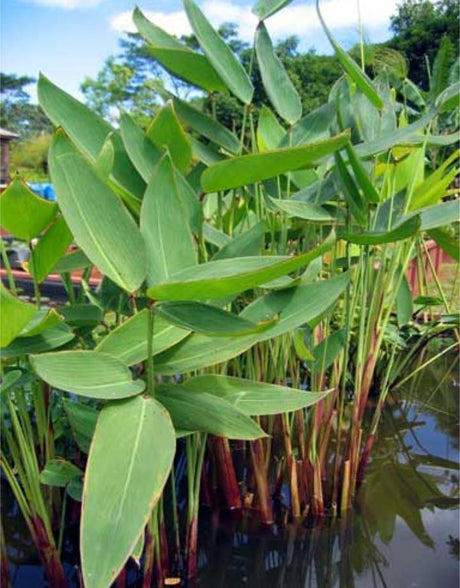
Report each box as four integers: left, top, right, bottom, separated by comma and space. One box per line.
63, 399, 98, 453
53, 249, 91, 273
212, 222, 265, 260
201, 132, 350, 192
428, 227, 460, 262
146, 102, 192, 172
280, 103, 335, 148
119, 113, 163, 182
155, 273, 349, 374
156, 301, 276, 336
147, 231, 335, 301
255, 23, 301, 124
257, 106, 285, 151
40, 459, 82, 487
0, 284, 37, 347
81, 396, 175, 588
95, 309, 189, 366
312, 329, 346, 371
49, 133, 147, 293
1, 327, 74, 358
269, 198, 332, 222
173, 97, 240, 154
31, 351, 145, 399
252, 0, 294, 19
38, 75, 145, 199
181, 375, 330, 415
156, 385, 265, 439
133, 7, 226, 93
0, 177, 57, 240
20, 309, 63, 337
335, 152, 366, 226
29, 216, 73, 283
419, 200, 460, 231
343, 216, 421, 245
183, 0, 254, 104
141, 155, 197, 286
316, 1, 383, 109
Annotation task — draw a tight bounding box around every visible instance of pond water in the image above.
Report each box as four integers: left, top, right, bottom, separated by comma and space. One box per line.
3, 351, 459, 587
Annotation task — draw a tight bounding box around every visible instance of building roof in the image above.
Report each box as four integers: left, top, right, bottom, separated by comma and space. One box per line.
0, 128, 20, 140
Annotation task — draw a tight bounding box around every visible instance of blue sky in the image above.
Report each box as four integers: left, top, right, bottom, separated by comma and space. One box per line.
2, 0, 404, 103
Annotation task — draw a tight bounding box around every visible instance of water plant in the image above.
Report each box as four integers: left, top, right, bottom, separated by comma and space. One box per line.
1, 0, 458, 586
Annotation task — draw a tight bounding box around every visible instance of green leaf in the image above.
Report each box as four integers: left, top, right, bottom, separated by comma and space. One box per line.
119, 113, 163, 182
343, 215, 420, 245
419, 200, 460, 231
428, 227, 460, 262
0, 370, 23, 396
133, 7, 226, 93
203, 223, 232, 248
173, 97, 240, 154
335, 152, 366, 226
131, 532, 144, 566
146, 102, 192, 172
81, 395, 175, 588
212, 222, 265, 260
38, 75, 145, 199
63, 399, 99, 453
29, 216, 73, 283
141, 155, 197, 286
316, 1, 383, 109
410, 149, 459, 210
95, 133, 116, 179
396, 274, 413, 326
156, 301, 276, 336
280, 103, 334, 148
95, 308, 189, 366
31, 351, 145, 399
155, 273, 349, 374
181, 375, 330, 415
345, 143, 380, 204
202, 132, 350, 192
0, 177, 57, 240
269, 198, 332, 222
59, 304, 103, 327
49, 133, 147, 293
1, 327, 75, 359
147, 231, 335, 301
0, 284, 37, 347
257, 106, 285, 151
255, 23, 301, 124
156, 385, 265, 439
53, 249, 91, 273
20, 309, 63, 337
40, 459, 82, 487
175, 170, 203, 235
312, 330, 346, 371
252, 0, 294, 19
183, 0, 254, 104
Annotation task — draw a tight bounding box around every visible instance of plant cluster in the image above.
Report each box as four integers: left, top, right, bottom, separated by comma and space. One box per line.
1, 1, 459, 586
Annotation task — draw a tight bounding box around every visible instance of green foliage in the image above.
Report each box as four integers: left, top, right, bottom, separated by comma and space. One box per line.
388, 0, 459, 89
1, 4, 459, 587
0, 73, 52, 138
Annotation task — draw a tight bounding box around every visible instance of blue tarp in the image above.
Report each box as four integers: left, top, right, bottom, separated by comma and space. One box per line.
28, 182, 56, 201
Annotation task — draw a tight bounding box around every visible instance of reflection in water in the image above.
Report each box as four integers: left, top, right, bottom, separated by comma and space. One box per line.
196, 352, 459, 587
3, 352, 459, 587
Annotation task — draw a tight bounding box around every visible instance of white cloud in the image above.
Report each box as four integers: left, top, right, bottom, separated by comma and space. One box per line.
24, 0, 105, 8
109, 0, 403, 44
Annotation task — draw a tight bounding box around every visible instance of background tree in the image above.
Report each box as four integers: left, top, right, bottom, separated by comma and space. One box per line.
0, 73, 52, 138
388, 0, 459, 89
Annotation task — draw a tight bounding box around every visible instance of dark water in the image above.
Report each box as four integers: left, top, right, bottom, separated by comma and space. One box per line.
3, 353, 459, 587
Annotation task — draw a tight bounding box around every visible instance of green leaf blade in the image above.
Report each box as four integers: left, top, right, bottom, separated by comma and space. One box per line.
49, 133, 147, 293
81, 396, 175, 588
31, 350, 145, 399
201, 132, 350, 192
